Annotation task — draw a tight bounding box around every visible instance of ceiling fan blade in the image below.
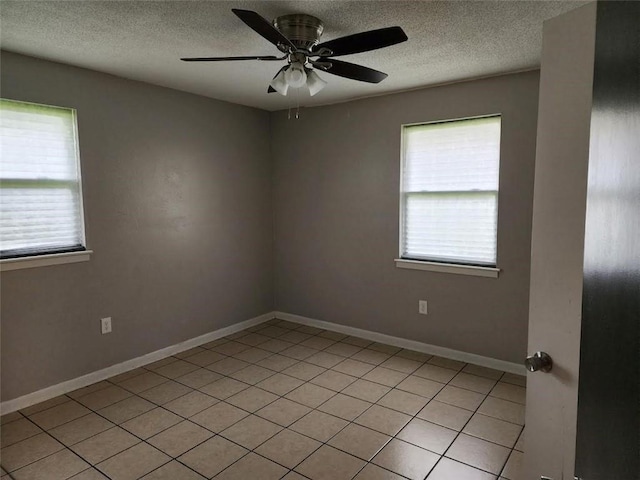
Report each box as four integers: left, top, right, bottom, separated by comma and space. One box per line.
314, 59, 388, 83
181, 55, 283, 62
312, 26, 407, 57
232, 9, 295, 51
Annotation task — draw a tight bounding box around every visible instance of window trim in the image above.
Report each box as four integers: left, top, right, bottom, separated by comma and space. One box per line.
0, 249, 93, 272
394, 258, 500, 278
398, 114, 502, 273
0, 98, 89, 263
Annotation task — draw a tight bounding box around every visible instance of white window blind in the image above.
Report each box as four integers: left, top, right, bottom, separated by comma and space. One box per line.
401, 116, 501, 266
0, 99, 86, 258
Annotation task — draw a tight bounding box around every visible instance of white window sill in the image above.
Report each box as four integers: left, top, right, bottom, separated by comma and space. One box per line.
395, 258, 500, 278
0, 250, 93, 272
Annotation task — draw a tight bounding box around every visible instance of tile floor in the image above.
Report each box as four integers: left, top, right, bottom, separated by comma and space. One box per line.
0, 319, 526, 480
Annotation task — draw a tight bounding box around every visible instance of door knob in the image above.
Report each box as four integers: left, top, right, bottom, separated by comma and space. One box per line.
525, 351, 553, 373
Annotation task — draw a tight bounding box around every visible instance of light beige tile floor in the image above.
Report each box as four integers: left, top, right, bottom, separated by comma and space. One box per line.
0, 319, 526, 479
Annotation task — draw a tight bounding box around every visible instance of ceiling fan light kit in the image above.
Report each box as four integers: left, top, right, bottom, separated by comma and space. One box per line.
284, 63, 306, 88
270, 68, 289, 96
181, 8, 408, 98
306, 69, 328, 96
269, 62, 327, 97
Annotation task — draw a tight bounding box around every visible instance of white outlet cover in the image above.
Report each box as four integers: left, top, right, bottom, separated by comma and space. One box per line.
419, 300, 428, 315
101, 317, 112, 334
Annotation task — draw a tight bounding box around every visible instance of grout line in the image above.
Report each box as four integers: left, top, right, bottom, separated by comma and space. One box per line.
0, 371, 430, 477
269, 320, 523, 478
428, 369, 522, 478
167, 322, 381, 478
5, 364, 242, 474
206, 324, 518, 402
226, 321, 513, 479
131, 325, 345, 475
356, 355, 489, 478
0, 334, 430, 476
1, 319, 525, 480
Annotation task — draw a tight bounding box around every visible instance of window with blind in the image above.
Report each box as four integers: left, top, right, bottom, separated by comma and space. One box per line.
0, 99, 86, 259
400, 116, 501, 267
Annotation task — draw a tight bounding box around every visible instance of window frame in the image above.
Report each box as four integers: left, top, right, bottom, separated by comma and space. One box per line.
398, 114, 502, 276
0, 98, 90, 269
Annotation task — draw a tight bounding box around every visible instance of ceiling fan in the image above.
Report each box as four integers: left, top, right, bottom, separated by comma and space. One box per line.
181, 9, 408, 97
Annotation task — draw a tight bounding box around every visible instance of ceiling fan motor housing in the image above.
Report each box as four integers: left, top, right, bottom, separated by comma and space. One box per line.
273, 14, 324, 50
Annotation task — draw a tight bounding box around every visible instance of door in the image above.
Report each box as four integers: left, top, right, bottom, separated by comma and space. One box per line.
525, 2, 640, 479
524, 3, 597, 479
574, 1, 640, 478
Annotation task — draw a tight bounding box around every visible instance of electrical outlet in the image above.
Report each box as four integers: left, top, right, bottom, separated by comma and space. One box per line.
419, 300, 428, 315
101, 317, 112, 334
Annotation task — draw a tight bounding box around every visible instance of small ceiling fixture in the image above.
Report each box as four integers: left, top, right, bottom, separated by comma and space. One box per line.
181, 9, 408, 97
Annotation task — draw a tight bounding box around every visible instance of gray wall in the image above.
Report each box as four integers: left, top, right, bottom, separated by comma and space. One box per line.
272, 71, 540, 363
1, 53, 541, 402
0, 52, 274, 400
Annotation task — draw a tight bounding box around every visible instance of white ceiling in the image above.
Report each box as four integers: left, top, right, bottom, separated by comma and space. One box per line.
1, 1, 584, 111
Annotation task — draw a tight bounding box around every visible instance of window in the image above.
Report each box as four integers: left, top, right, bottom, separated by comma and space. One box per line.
400, 116, 501, 267
0, 99, 86, 259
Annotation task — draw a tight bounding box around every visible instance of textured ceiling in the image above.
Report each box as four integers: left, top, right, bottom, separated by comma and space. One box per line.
1, 1, 584, 111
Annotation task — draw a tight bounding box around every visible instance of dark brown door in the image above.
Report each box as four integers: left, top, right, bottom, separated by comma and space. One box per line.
575, 2, 640, 479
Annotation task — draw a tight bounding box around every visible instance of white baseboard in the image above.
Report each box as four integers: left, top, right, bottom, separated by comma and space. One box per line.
274, 311, 527, 376
2, 309, 525, 415
0, 312, 275, 415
